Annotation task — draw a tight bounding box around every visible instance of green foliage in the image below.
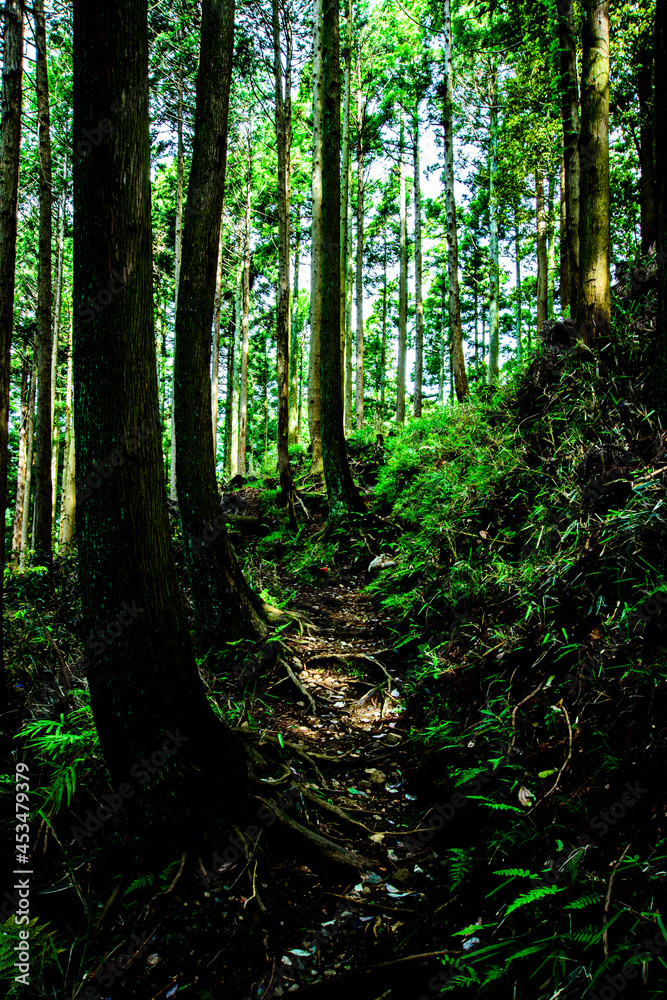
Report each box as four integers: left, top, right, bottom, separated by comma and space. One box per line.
18, 706, 101, 817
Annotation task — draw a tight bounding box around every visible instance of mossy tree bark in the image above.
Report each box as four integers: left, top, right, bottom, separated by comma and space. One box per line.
0, 0, 23, 708
488, 57, 500, 385
320, 0, 364, 523
654, 0, 666, 409
73, 0, 249, 853
355, 44, 365, 430
173, 0, 266, 647
536, 163, 548, 333
577, 0, 610, 345
396, 113, 407, 423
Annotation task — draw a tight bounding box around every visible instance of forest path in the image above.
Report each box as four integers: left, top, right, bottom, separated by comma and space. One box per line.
213, 570, 459, 999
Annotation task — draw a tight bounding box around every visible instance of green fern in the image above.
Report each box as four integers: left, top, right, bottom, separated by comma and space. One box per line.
565, 892, 603, 910
505, 884, 564, 915
447, 847, 473, 889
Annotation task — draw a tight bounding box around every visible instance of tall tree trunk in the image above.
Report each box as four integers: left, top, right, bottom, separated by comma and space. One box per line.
558, 0, 580, 318
19, 336, 37, 571
380, 234, 387, 428
51, 171, 67, 527
272, 0, 295, 527
559, 154, 569, 309
170, 60, 184, 502
638, 38, 657, 255
320, 0, 363, 522
536, 163, 548, 333
308, 0, 324, 476
239, 143, 252, 474
11, 350, 29, 565
340, 0, 352, 424
33, 0, 54, 568
654, 0, 666, 405
73, 0, 248, 853
396, 112, 407, 423
289, 202, 300, 444
488, 57, 500, 385
345, 183, 353, 434
515, 214, 522, 361
173, 0, 266, 650
211, 217, 223, 462
442, 0, 468, 402
547, 169, 556, 316
225, 302, 236, 472
0, 0, 23, 706
413, 109, 423, 418
577, 0, 610, 345
229, 271, 241, 476
355, 48, 364, 430
59, 310, 75, 548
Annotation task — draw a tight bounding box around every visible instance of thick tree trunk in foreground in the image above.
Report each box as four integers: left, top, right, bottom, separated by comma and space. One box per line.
20, 338, 37, 571
536, 163, 548, 333
442, 0, 468, 403
309, 0, 324, 476
0, 0, 23, 706
173, 0, 266, 647
320, 0, 364, 522
396, 114, 407, 423
558, 0, 580, 318
73, 0, 248, 853
577, 0, 610, 345
33, 0, 54, 569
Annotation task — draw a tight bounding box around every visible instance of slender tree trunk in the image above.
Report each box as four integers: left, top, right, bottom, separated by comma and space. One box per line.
340, 0, 352, 422
577, 0, 611, 345
442, 0, 468, 402
488, 57, 500, 385
309, 0, 324, 475
558, 0, 580, 318
173, 0, 266, 649
239, 143, 252, 474
638, 41, 657, 255
171, 60, 184, 502
225, 302, 236, 472
73, 0, 249, 853
413, 109, 423, 418
547, 169, 556, 316
0, 0, 23, 705
229, 274, 241, 477
320, 0, 364, 522
11, 350, 28, 564
59, 310, 75, 548
289, 202, 300, 444
345, 182, 353, 434
272, 0, 295, 526
440, 274, 446, 403
536, 163, 548, 333
515, 215, 522, 361
19, 336, 37, 571
355, 49, 365, 429
559, 154, 569, 309
380, 234, 387, 429
654, 0, 666, 400
263, 332, 269, 460
51, 172, 67, 526
211, 217, 223, 461
396, 113, 407, 423
33, 0, 54, 568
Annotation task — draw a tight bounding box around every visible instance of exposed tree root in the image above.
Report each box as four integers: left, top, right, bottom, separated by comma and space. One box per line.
254, 796, 374, 870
